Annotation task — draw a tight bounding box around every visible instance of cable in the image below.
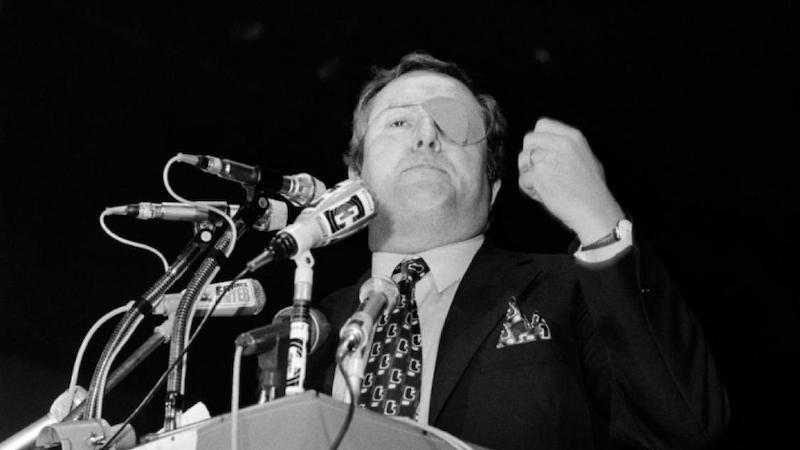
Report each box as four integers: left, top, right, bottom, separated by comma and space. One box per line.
91, 209, 168, 418
162, 155, 237, 258
329, 356, 472, 450
100, 267, 250, 450
95, 314, 144, 419
329, 357, 357, 450
100, 210, 169, 272
230, 345, 244, 450
159, 154, 241, 431
69, 302, 133, 393
86, 226, 211, 420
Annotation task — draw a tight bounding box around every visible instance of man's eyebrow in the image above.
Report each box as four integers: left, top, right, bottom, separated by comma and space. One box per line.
378, 103, 418, 113
370, 103, 420, 122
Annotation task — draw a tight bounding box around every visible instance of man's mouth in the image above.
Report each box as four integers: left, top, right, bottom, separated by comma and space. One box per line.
403, 164, 446, 174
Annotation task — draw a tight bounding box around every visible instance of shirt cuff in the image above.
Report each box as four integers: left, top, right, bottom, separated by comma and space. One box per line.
573, 224, 634, 263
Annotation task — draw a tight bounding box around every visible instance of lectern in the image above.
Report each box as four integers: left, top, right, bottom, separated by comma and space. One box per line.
135, 391, 489, 449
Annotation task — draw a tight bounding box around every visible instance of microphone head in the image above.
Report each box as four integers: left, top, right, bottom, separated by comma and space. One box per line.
249, 179, 376, 269
249, 198, 289, 232
310, 308, 331, 353
359, 277, 400, 312
273, 306, 331, 353
301, 178, 377, 247
282, 173, 327, 208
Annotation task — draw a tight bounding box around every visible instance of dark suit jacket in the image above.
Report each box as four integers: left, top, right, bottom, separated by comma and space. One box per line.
308, 238, 729, 449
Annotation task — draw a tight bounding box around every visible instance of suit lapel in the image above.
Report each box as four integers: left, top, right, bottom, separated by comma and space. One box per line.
429, 242, 542, 424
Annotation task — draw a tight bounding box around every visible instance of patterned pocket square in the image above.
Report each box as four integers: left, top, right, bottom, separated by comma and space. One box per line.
497, 296, 551, 348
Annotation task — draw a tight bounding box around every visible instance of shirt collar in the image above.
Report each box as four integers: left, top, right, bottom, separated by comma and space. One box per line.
371, 235, 485, 294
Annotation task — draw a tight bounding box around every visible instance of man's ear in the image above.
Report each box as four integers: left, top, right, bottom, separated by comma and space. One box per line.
490, 179, 502, 207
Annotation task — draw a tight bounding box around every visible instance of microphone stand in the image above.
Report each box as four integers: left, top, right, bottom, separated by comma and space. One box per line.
0, 318, 175, 450
285, 251, 315, 396
65, 317, 175, 422
340, 345, 368, 402
0, 387, 85, 450
162, 189, 275, 431
84, 230, 212, 421
256, 337, 289, 403
161, 227, 231, 432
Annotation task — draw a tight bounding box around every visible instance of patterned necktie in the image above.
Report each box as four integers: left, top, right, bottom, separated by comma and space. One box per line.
357, 257, 429, 418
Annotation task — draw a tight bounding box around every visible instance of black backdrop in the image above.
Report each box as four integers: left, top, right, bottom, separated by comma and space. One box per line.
1, 2, 795, 448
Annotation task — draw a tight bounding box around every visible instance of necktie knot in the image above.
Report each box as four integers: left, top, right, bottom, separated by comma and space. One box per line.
392, 257, 430, 285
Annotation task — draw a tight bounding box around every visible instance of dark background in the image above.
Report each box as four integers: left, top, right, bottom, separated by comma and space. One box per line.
0, 1, 795, 448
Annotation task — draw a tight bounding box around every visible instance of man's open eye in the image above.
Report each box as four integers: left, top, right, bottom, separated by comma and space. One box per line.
389, 119, 409, 128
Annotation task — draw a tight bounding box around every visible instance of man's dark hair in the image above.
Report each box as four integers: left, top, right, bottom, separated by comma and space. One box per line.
344, 52, 507, 184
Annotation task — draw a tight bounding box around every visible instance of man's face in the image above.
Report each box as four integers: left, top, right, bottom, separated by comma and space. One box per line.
352, 71, 500, 250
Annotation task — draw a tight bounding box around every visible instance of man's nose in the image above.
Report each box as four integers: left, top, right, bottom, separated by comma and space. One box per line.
413, 117, 441, 152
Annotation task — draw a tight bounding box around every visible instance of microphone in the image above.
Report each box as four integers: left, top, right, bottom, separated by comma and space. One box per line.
246, 179, 376, 271
337, 277, 399, 359
175, 153, 326, 207
154, 278, 266, 317
104, 200, 289, 232
235, 307, 330, 356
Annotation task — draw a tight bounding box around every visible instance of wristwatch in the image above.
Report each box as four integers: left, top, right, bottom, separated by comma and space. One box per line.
579, 218, 633, 251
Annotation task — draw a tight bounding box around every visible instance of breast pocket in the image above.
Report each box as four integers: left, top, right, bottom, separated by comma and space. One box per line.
478, 339, 566, 372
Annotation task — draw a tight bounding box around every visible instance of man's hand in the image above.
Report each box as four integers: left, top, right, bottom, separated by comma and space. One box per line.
518, 118, 625, 245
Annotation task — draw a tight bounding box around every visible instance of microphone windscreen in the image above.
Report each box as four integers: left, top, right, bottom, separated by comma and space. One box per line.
273, 306, 330, 353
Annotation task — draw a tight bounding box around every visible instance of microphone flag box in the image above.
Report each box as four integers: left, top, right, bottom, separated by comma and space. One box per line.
155, 279, 266, 317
